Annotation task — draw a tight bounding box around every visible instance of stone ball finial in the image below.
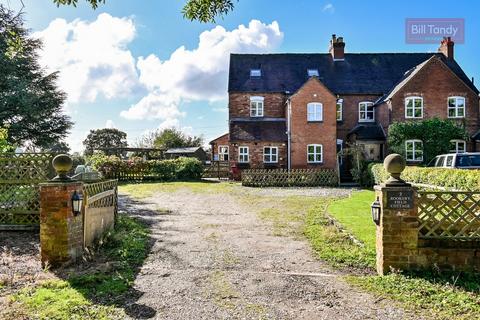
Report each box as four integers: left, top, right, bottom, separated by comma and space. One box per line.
52, 154, 73, 181
383, 153, 407, 186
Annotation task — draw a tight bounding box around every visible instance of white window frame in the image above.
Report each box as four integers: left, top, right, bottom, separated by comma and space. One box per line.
263, 146, 278, 163
405, 96, 424, 119
448, 96, 466, 118
218, 145, 229, 162
238, 146, 249, 163
405, 140, 423, 162
307, 102, 323, 122
450, 140, 466, 153
307, 69, 319, 77
336, 99, 343, 121
250, 69, 261, 77
250, 96, 264, 117
307, 144, 323, 163
359, 102, 374, 122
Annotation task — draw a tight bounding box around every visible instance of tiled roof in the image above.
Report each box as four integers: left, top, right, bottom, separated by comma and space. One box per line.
347, 124, 386, 141
229, 53, 478, 95
230, 121, 287, 142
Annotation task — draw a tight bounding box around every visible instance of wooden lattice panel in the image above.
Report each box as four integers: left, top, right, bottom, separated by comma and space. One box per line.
84, 180, 118, 209
0, 153, 54, 229
417, 191, 480, 239
241, 169, 339, 187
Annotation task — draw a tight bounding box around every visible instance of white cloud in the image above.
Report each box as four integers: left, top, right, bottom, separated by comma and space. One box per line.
122, 20, 283, 120
322, 3, 335, 13
105, 120, 116, 128
120, 91, 185, 121
34, 13, 139, 104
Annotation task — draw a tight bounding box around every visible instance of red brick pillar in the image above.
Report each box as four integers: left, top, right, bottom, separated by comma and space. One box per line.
374, 154, 419, 275
39, 181, 84, 267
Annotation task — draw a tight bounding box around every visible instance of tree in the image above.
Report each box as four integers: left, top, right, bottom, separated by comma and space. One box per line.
83, 128, 128, 156
0, 6, 72, 148
0, 127, 14, 153
387, 118, 468, 164
52, 0, 237, 23
152, 128, 203, 150
41, 141, 71, 154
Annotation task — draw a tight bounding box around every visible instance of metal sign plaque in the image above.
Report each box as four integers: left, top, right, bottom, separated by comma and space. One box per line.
386, 190, 414, 209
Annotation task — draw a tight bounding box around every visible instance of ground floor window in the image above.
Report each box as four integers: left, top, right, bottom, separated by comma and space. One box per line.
405, 140, 423, 162
219, 145, 229, 161
238, 146, 249, 163
450, 140, 466, 153
263, 146, 278, 163
307, 144, 323, 163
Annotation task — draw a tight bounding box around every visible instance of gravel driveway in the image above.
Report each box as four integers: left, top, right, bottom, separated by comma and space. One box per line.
119, 185, 420, 320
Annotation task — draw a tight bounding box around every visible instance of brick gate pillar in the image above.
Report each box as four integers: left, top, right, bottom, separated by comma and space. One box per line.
39, 155, 84, 267
374, 154, 418, 275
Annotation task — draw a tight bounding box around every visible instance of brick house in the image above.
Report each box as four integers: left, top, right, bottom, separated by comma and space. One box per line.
210, 35, 479, 176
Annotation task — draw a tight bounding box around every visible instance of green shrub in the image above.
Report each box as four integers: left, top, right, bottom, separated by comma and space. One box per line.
88, 154, 203, 181
370, 164, 480, 191
351, 161, 379, 187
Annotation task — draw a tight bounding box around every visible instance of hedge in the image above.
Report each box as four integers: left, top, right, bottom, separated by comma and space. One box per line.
370, 164, 480, 191
88, 154, 203, 181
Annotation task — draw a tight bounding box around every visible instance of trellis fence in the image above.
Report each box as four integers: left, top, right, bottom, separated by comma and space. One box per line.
242, 169, 339, 187
417, 191, 480, 240
83, 179, 118, 247
0, 153, 55, 230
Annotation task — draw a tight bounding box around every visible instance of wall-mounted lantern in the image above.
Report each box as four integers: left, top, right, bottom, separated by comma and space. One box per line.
71, 190, 83, 216
371, 197, 381, 225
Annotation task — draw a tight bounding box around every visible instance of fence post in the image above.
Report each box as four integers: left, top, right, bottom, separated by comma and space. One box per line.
39, 155, 85, 267
374, 154, 418, 275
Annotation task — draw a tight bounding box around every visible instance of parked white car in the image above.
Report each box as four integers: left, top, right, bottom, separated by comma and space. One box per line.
427, 152, 480, 169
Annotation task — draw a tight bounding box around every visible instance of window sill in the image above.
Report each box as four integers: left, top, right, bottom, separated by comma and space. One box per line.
448, 116, 466, 119
405, 117, 423, 119
307, 120, 324, 123
358, 120, 375, 123
307, 162, 324, 165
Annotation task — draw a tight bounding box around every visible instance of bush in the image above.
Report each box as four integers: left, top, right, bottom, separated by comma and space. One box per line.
88, 154, 203, 181
370, 164, 480, 191
351, 161, 379, 187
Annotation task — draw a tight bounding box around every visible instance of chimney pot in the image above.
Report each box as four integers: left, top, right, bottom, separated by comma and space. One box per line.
329, 34, 345, 61
438, 36, 454, 60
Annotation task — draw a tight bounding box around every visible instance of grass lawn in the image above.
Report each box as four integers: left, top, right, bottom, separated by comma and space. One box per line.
310, 188, 480, 320
119, 181, 238, 198
2, 216, 150, 320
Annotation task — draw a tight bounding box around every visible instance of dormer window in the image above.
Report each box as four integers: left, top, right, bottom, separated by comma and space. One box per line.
250, 96, 264, 117
307, 69, 319, 77
250, 69, 261, 77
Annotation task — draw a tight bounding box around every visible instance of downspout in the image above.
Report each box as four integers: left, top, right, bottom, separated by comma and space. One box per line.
287, 98, 292, 171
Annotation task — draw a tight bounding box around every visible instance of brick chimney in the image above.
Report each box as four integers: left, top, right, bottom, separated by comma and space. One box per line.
329, 34, 345, 61
438, 37, 454, 60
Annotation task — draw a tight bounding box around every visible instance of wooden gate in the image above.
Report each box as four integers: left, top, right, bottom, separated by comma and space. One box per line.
0, 153, 55, 230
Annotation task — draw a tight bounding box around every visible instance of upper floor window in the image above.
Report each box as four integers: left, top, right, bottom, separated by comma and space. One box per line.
250, 96, 264, 117
307, 144, 323, 163
238, 146, 249, 163
450, 140, 466, 153
359, 102, 374, 122
250, 69, 261, 77
336, 99, 343, 121
307, 69, 319, 77
405, 96, 423, 118
448, 97, 466, 118
219, 145, 229, 162
263, 146, 278, 163
307, 102, 323, 122
405, 139, 423, 162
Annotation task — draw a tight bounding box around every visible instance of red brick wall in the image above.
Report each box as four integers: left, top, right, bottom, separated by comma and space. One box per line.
386, 57, 479, 151
230, 141, 287, 169
336, 94, 383, 142
229, 93, 287, 118
290, 78, 337, 169
210, 133, 229, 161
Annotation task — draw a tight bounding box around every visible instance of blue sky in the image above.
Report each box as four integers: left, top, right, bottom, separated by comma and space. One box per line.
2, 0, 479, 151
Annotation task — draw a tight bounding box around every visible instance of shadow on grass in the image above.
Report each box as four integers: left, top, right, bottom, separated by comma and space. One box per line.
4, 195, 172, 319
404, 269, 480, 294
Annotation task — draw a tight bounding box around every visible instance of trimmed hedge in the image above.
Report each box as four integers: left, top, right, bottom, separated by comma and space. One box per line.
88, 154, 203, 181
370, 164, 480, 191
